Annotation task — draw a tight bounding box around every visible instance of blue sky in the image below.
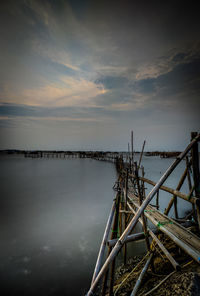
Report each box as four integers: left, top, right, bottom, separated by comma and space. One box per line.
0, 0, 199, 150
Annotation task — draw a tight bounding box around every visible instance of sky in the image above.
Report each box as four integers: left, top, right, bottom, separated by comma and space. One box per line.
0, 0, 200, 151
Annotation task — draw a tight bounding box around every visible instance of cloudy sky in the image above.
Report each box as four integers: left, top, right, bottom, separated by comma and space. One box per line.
0, 0, 199, 150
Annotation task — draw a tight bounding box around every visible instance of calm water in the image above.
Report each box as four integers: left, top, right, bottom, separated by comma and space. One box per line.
0, 154, 192, 295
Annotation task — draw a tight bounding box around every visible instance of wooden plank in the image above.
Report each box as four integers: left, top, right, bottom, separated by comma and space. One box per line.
128, 192, 200, 263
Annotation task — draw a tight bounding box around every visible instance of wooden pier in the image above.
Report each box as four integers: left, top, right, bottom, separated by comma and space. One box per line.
86, 132, 200, 296
5, 133, 200, 295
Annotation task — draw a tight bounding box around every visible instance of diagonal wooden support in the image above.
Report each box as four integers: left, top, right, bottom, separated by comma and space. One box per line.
91, 197, 116, 284
127, 201, 180, 270
164, 166, 188, 217
130, 252, 153, 296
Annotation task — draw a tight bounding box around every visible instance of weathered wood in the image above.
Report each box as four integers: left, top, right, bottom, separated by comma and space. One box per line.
131, 130, 134, 170
127, 201, 180, 270
109, 192, 120, 296
91, 197, 116, 284
86, 135, 200, 296
107, 232, 145, 247
128, 174, 197, 204
156, 190, 159, 210
138, 140, 146, 168
123, 169, 129, 265
128, 192, 200, 263
164, 166, 188, 216
191, 132, 200, 231
149, 230, 180, 270
135, 162, 150, 252
130, 253, 153, 296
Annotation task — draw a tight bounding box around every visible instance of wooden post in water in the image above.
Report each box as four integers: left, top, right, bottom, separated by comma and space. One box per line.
186, 156, 196, 221
123, 169, 129, 265
131, 131, 134, 171
164, 166, 188, 217
101, 191, 120, 296
109, 187, 120, 296
138, 140, 146, 168
134, 162, 150, 252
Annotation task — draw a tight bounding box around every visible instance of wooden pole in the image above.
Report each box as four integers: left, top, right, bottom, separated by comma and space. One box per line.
109, 192, 120, 296
86, 134, 200, 296
128, 174, 197, 205
126, 204, 180, 270
138, 140, 146, 168
131, 131, 134, 171
130, 253, 153, 296
128, 197, 200, 264
134, 162, 150, 252
91, 198, 116, 284
186, 156, 196, 221
186, 156, 192, 189
156, 190, 159, 210
164, 166, 188, 216
191, 132, 200, 231
107, 232, 145, 247
123, 169, 129, 265
149, 230, 180, 270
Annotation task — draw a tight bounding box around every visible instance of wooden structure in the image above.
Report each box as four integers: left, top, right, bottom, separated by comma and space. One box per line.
86, 132, 200, 296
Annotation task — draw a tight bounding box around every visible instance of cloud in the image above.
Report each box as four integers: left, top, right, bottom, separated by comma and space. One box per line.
0, 76, 107, 107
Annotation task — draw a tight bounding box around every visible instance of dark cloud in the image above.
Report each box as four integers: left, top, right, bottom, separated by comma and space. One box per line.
134, 78, 156, 94
95, 76, 128, 90
156, 56, 200, 98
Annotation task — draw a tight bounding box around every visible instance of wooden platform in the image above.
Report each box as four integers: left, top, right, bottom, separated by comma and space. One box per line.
127, 191, 200, 263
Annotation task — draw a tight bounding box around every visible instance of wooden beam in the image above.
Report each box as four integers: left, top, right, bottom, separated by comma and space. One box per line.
130, 253, 153, 296
128, 174, 197, 204
138, 140, 146, 168
164, 166, 188, 216
91, 198, 116, 284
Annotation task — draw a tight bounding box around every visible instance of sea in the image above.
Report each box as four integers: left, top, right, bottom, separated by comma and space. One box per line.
0, 154, 192, 295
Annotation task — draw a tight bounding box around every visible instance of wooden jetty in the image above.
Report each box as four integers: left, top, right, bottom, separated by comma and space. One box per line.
86, 132, 200, 296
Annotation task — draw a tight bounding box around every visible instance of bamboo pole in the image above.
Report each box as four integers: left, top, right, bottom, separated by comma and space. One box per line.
128, 196, 200, 264
186, 156, 192, 190
191, 132, 200, 231
130, 253, 153, 296
123, 169, 129, 265
131, 131, 134, 170
86, 134, 200, 296
109, 191, 120, 296
186, 156, 196, 222
107, 232, 145, 247
149, 230, 180, 270
91, 198, 116, 284
164, 166, 188, 216
126, 202, 179, 270
138, 140, 146, 168
134, 162, 150, 252
156, 190, 159, 210
128, 174, 197, 204
102, 195, 119, 296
